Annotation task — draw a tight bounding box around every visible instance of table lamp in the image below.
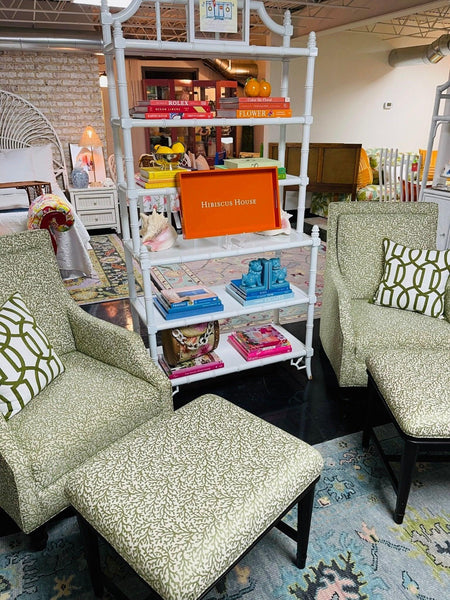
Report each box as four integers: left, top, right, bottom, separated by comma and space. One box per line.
79, 126, 102, 183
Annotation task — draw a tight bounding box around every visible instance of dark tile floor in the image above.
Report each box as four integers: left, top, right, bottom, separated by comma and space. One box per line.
84, 299, 387, 446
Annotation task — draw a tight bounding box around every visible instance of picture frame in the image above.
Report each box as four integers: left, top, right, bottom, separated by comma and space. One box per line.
69, 143, 106, 184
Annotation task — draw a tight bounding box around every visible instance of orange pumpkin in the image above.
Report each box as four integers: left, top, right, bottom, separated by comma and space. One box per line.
244, 77, 260, 97
259, 79, 271, 97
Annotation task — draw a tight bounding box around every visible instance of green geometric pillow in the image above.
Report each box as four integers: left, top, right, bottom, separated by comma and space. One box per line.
373, 238, 450, 319
0, 292, 65, 421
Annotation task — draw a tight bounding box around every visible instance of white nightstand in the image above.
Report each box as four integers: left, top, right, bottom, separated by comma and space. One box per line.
69, 187, 120, 233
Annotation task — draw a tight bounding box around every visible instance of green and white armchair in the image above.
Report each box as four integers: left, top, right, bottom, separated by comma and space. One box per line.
320, 202, 450, 387
0, 230, 173, 538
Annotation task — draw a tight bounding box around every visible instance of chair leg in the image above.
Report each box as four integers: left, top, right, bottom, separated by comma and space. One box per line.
29, 524, 48, 551
362, 377, 375, 448
394, 440, 418, 525
296, 484, 316, 569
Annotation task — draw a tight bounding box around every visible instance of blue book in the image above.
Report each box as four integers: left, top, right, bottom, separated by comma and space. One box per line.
226, 284, 294, 306
154, 297, 224, 320
157, 294, 222, 312
230, 279, 291, 298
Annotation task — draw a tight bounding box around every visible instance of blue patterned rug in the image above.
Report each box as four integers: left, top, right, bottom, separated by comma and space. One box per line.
0, 425, 448, 599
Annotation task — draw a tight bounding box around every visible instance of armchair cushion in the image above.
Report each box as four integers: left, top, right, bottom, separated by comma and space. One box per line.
0, 292, 64, 420
372, 239, 450, 318
7, 350, 170, 491
352, 299, 450, 360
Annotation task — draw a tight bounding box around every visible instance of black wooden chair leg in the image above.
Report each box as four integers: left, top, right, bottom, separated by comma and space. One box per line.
362, 378, 375, 448
29, 524, 48, 551
77, 513, 104, 598
296, 484, 315, 569
394, 440, 418, 524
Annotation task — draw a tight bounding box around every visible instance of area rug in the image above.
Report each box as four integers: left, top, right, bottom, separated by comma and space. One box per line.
64, 234, 144, 305
0, 426, 448, 599
64, 234, 326, 324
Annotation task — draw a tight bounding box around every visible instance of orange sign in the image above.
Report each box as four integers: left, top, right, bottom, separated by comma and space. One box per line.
177, 167, 281, 239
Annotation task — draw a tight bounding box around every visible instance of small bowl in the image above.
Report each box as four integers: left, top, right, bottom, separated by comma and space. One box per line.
154, 152, 183, 170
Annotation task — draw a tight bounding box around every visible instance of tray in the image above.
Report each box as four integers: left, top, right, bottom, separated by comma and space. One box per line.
177, 167, 281, 239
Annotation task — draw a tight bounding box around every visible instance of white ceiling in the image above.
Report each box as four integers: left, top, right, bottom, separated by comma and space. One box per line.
0, 0, 448, 45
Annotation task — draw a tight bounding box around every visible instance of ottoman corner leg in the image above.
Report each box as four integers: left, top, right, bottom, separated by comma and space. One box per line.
77, 513, 104, 598
295, 483, 316, 569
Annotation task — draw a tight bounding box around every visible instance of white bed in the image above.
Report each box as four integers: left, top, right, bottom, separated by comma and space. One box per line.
0, 90, 93, 279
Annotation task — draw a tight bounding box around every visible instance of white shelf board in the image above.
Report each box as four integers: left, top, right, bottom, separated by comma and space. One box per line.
157, 326, 307, 387
120, 175, 301, 196
113, 116, 306, 129
131, 284, 310, 332
124, 229, 313, 266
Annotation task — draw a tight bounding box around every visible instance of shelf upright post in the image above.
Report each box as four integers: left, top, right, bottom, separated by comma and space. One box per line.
304, 224, 320, 379
296, 31, 317, 234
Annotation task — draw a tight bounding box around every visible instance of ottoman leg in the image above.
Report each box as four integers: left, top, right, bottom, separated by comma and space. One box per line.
394, 440, 418, 525
77, 513, 104, 598
296, 484, 316, 569
362, 376, 375, 449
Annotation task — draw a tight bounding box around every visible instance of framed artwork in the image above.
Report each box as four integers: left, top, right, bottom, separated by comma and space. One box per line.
69, 143, 106, 184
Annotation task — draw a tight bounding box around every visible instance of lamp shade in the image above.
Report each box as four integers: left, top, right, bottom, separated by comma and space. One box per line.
79, 126, 101, 148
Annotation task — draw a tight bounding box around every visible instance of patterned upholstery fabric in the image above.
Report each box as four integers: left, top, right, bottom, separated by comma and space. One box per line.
366, 350, 450, 438
319, 202, 450, 387
65, 395, 324, 600
0, 230, 173, 534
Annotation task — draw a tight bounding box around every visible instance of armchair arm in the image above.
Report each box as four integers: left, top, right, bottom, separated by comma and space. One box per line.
66, 303, 172, 405
0, 419, 41, 532
322, 267, 356, 347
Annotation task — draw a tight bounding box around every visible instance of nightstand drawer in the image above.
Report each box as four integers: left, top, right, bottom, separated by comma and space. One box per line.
74, 192, 116, 211
78, 210, 117, 228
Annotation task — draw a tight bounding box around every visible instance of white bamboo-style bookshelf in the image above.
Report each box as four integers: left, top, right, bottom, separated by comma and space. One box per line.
100, 0, 320, 390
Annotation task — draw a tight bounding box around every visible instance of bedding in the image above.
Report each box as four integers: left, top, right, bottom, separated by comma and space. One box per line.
0, 145, 93, 280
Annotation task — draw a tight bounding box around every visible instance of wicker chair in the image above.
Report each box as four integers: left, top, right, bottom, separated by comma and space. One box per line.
0, 230, 172, 542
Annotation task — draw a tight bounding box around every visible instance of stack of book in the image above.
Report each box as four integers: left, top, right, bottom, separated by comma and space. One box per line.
130, 99, 214, 120
135, 166, 186, 189
225, 278, 293, 306
158, 351, 224, 379
216, 96, 291, 119
154, 285, 224, 320
228, 325, 292, 361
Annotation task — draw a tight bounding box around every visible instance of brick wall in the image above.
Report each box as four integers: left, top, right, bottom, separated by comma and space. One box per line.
0, 51, 106, 180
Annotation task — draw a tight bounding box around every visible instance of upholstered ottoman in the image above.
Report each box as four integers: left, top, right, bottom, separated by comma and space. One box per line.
363, 350, 450, 524
65, 394, 323, 600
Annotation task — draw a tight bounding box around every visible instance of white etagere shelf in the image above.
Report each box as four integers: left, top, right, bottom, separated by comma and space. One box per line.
156, 327, 307, 389
101, 0, 319, 388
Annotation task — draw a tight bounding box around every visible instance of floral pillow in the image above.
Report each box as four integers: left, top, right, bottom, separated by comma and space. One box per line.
372, 238, 450, 319
0, 292, 65, 420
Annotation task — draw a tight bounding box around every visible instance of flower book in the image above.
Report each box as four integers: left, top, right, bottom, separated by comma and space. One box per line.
227, 333, 291, 361
215, 108, 292, 119
158, 352, 224, 379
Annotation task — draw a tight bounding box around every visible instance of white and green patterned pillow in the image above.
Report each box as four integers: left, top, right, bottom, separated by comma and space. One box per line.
372, 238, 450, 318
0, 292, 65, 420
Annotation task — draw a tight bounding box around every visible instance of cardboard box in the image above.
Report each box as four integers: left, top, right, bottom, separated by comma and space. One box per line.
178, 167, 281, 239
